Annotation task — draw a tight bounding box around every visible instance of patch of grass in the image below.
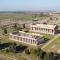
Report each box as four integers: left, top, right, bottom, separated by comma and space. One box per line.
42, 34, 54, 40
43, 36, 60, 53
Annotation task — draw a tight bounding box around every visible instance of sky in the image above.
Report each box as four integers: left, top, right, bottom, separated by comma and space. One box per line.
0, 0, 60, 11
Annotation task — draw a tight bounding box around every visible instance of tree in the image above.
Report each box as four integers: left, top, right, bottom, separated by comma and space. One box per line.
38, 48, 45, 60
36, 48, 41, 56
43, 52, 49, 60
4, 28, 7, 34
34, 14, 37, 18
23, 24, 25, 28
8, 42, 17, 53
14, 23, 17, 29
16, 27, 22, 31
50, 17, 53, 20
25, 49, 30, 54
48, 52, 54, 60
31, 48, 37, 56
24, 30, 29, 32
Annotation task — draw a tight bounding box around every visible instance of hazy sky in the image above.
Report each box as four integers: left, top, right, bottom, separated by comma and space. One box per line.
0, 0, 60, 11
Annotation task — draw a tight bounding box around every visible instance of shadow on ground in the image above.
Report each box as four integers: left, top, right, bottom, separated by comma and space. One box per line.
0, 42, 28, 53
0, 43, 11, 50
16, 45, 27, 53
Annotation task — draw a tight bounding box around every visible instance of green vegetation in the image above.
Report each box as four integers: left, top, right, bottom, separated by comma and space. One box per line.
0, 12, 49, 21
43, 36, 60, 53
43, 34, 54, 41
3, 28, 7, 34
25, 49, 30, 54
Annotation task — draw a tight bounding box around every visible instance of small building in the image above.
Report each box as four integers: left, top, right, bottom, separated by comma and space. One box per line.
9, 31, 44, 46
30, 24, 58, 35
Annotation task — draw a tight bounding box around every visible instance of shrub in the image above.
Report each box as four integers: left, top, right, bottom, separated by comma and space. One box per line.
25, 49, 30, 54
4, 28, 7, 34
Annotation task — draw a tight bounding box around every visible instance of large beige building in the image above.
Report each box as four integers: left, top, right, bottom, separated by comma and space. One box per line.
9, 31, 44, 46
30, 24, 58, 35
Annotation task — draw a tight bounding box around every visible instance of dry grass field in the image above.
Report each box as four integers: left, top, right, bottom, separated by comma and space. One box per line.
43, 36, 60, 53
0, 12, 48, 20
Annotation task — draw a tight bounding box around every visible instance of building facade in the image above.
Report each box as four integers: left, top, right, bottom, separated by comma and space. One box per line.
30, 24, 58, 35
9, 31, 44, 46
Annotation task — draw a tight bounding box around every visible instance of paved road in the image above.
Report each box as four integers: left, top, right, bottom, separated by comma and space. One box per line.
41, 34, 60, 49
